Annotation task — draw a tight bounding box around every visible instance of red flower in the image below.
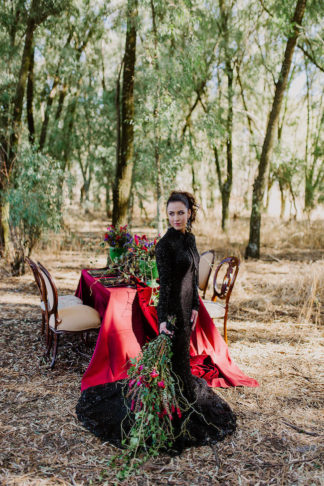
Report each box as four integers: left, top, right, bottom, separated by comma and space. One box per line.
157, 381, 165, 388
150, 370, 159, 378
134, 235, 139, 246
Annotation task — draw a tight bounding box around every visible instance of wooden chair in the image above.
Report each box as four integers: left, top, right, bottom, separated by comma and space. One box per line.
25, 257, 47, 336
202, 256, 240, 344
198, 250, 216, 299
25, 257, 83, 340
37, 262, 101, 368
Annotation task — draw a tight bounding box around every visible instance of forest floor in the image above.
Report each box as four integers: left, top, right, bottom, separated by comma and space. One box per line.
0, 213, 323, 486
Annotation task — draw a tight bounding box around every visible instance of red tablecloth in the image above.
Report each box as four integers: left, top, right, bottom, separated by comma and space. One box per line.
76, 270, 259, 392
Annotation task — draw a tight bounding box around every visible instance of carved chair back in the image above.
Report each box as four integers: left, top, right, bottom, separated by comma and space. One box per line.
25, 257, 46, 304
198, 250, 215, 299
211, 256, 240, 304
37, 262, 59, 329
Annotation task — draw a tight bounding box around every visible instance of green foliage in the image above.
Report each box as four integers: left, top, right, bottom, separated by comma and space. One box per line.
0, 0, 323, 250
6, 145, 63, 253
110, 332, 192, 479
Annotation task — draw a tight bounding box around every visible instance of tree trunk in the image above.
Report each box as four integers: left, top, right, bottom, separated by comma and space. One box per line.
0, 0, 39, 265
112, 0, 138, 226
219, 0, 233, 231
151, 0, 164, 235
8, 11, 36, 168
245, 0, 307, 258
279, 180, 286, 219
105, 180, 112, 218
39, 33, 72, 151
27, 44, 35, 144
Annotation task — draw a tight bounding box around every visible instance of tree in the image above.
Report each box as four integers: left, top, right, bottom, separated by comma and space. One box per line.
0, 0, 66, 271
245, 0, 308, 259
113, 0, 138, 226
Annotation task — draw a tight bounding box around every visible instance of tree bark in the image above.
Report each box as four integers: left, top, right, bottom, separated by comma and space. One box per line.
27, 44, 35, 144
8, 5, 37, 171
214, 0, 233, 231
0, 0, 56, 271
39, 34, 72, 151
0, 0, 39, 263
245, 0, 307, 258
112, 0, 138, 226
151, 0, 164, 235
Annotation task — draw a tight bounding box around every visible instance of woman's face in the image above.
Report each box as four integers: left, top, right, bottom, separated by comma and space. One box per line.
167, 201, 191, 233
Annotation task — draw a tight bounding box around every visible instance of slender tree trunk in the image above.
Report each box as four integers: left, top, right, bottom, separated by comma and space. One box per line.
8, 6, 37, 167
112, 0, 138, 226
0, 0, 38, 266
151, 0, 164, 235
115, 60, 123, 176
39, 33, 72, 151
219, 0, 233, 231
245, 0, 307, 258
236, 62, 260, 161
105, 179, 112, 218
279, 180, 286, 219
27, 44, 35, 144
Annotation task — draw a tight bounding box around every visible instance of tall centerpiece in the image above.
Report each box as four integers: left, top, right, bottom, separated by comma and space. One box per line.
104, 225, 133, 263
130, 234, 159, 285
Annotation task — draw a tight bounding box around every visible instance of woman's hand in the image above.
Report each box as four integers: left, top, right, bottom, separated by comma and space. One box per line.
159, 322, 174, 336
190, 309, 198, 331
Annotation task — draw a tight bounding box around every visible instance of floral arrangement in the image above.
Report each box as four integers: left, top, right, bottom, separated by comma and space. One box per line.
100, 228, 160, 285
130, 234, 159, 258
129, 234, 160, 283
104, 224, 132, 249
110, 327, 191, 479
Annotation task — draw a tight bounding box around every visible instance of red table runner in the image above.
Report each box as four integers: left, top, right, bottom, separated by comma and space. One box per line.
76, 270, 259, 391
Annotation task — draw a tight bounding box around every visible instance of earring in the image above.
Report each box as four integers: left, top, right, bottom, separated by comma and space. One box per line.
186, 218, 192, 232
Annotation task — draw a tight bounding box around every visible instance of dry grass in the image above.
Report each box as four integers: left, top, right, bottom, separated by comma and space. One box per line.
0, 214, 323, 485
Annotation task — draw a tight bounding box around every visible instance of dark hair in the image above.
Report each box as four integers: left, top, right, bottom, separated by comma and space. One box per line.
166, 191, 199, 227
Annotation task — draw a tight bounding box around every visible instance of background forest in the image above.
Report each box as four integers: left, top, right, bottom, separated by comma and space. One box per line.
0, 0, 323, 274
0, 1, 324, 485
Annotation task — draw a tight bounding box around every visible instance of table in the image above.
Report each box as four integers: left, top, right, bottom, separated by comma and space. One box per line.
76, 270, 259, 392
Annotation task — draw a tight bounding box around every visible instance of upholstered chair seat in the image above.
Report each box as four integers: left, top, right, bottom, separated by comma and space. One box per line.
40, 295, 83, 311
49, 305, 101, 332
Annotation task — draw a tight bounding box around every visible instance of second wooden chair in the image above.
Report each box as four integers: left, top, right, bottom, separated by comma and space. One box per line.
37, 262, 101, 368
202, 256, 240, 344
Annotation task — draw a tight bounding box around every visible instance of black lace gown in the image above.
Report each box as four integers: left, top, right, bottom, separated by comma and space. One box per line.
76, 227, 236, 451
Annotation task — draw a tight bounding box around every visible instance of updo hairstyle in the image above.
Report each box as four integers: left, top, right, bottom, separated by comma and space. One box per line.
166, 191, 199, 230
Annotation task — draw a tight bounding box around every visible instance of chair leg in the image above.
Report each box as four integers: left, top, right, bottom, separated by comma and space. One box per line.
50, 333, 59, 369
41, 311, 45, 335
82, 331, 89, 345
224, 308, 229, 344
45, 330, 53, 356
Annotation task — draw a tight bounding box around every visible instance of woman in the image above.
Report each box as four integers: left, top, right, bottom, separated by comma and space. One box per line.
153, 191, 236, 448
76, 191, 236, 450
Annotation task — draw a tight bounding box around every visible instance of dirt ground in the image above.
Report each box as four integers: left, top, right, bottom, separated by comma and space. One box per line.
0, 215, 323, 485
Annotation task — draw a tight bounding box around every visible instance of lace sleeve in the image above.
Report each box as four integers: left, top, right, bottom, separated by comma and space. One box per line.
192, 238, 200, 311
155, 240, 172, 324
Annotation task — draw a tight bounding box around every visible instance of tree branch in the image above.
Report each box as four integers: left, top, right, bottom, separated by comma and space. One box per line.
298, 44, 324, 73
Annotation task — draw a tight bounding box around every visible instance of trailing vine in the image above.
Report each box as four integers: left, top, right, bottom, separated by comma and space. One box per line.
109, 331, 195, 479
